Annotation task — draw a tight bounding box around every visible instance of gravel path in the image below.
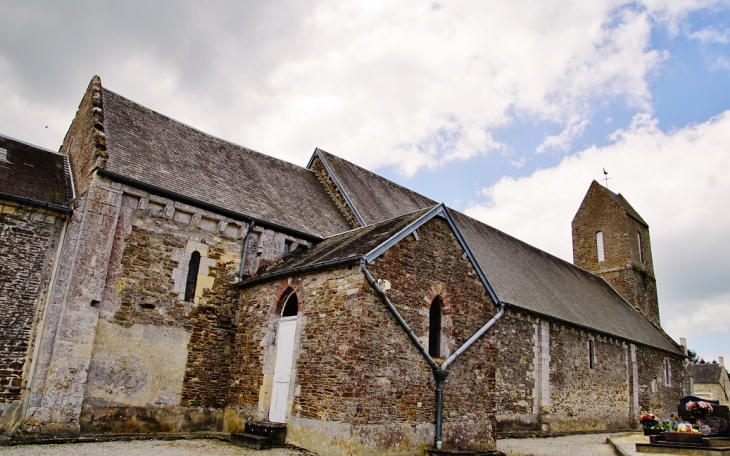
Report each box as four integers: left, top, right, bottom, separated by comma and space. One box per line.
0, 433, 667, 456
0, 439, 316, 456
497, 432, 681, 456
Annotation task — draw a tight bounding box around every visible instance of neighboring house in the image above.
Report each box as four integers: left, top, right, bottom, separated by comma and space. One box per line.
0, 134, 73, 435
0, 76, 687, 455
690, 359, 730, 405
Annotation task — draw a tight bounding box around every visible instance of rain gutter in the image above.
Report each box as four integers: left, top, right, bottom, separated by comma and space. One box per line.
361, 258, 504, 450
94, 167, 324, 243
0, 192, 72, 214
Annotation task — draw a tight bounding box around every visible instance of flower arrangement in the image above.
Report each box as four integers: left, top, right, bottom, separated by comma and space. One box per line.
675, 423, 700, 434
686, 401, 713, 419
639, 413, 660, 429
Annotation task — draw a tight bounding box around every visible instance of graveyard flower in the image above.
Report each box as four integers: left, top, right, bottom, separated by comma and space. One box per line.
686, 401, 713, 419
639, 413, 659, 429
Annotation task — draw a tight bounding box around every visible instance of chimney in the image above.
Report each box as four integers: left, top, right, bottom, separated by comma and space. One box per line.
720, 356, 725, 368
680, 337, 687, 354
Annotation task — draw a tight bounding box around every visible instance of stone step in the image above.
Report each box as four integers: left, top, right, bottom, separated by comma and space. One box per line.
425, 449, 506, 456
230, 432, 276, 450
244, 421, 287, 445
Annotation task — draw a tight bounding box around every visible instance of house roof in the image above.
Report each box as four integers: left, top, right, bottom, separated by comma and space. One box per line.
0, 134, 73, 211
241, 204, 501, 305
309, 151, 683, 355
312, 149, 436, 226
99, 86, 351, 238
689, 363, 727, 383
246, 207, 434, 282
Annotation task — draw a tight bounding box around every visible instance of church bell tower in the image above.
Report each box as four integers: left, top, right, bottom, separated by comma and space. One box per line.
572, 180, 660, 326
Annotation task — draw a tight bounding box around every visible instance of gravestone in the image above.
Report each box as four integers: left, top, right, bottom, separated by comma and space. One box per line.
678, 396, 729, 437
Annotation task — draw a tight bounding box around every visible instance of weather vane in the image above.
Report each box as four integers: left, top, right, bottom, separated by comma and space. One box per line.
602, 168, 611, 188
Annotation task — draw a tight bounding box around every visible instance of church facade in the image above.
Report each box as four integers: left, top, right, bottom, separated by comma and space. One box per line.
0, 76, 687, 454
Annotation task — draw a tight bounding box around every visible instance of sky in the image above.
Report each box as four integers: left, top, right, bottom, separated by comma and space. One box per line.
1, 0, 728, 366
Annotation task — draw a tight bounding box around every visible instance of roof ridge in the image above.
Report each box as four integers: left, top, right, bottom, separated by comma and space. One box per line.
315, 148, 437, 204
322, 205, 437, 240
0, 133, 61, 155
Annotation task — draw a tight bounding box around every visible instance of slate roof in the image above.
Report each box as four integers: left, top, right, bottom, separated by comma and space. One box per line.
690, 364, 727, 383
309, 151, 683, 355
313, 149, 436, 225
100, 87, 351, 238
248, 207, 434, 282
0, 134, 73, 210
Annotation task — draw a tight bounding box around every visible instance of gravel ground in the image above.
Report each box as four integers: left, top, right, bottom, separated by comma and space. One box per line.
0, 439, 316, 456
497, 433, 618, 456
0, 433, 663, 456
497, 432, 679, 456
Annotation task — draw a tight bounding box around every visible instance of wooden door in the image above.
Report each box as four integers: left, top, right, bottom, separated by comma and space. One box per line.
269, 316, 297, 423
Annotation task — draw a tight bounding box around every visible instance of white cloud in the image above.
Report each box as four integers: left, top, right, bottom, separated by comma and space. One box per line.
1, 0, 718, 171
664, 295, 730, 341
689, 27, 730, 44
465, 110, 730, 360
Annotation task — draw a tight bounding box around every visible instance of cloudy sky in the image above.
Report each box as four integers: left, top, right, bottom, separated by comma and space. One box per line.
2, 0, 728, 364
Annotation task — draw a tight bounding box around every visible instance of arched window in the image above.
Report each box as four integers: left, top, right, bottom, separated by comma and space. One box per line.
596, 231, 605, 262
429, 297, 442, 358
637, 232, 643, 263
282, 293, 298, 317
184, 251, 201, 302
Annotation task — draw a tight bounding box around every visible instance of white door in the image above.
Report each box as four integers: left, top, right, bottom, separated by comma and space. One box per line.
269, 316, 297, 423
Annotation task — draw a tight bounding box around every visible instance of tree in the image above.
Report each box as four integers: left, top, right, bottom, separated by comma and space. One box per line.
687, 349, 700, 363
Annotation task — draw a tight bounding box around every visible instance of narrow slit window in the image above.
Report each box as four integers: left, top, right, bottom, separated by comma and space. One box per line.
663, 358, 671, 386
429, 297, 442, 358
596, 231, 605, 262
637, 232, 643, 263
589, 339, 595, 369
282, 293, 298, 317
184, 251, 201, 302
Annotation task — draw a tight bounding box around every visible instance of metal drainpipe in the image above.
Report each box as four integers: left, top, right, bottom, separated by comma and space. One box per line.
238, 221, 255, 281
433, 369, 449, 449
361, 258, 505, 450
360, 259, 438, 370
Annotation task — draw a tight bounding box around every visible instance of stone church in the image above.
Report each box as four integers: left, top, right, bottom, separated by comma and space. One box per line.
0, 76, 688, 454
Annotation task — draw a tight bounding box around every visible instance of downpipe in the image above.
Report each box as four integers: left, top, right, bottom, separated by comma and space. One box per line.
361, 259, 505, 450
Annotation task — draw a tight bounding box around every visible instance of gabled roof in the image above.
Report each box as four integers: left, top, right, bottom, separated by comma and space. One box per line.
0, 134, 73, 212
239, 204, 500, 304
97, 82, 351, 238
309, 151, 683, 355
242, 207, 434, 284
690, 363, 727, 383
311, 149, 436, 225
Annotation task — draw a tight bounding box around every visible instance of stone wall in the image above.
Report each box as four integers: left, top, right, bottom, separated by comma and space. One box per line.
489, 310, 541, 433
78, 183, 310, 434
0, 201, 67, 434
59, 76, 107, 197
490, 310, 635, 435
233, 216, 499, 455
548, 324, 631, 431
636, 346, 686, 419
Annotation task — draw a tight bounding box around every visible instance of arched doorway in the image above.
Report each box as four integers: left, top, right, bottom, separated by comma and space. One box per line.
269, 292, 298, 422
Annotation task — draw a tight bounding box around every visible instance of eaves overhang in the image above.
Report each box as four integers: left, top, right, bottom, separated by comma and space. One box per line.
94, 167, 325, 243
